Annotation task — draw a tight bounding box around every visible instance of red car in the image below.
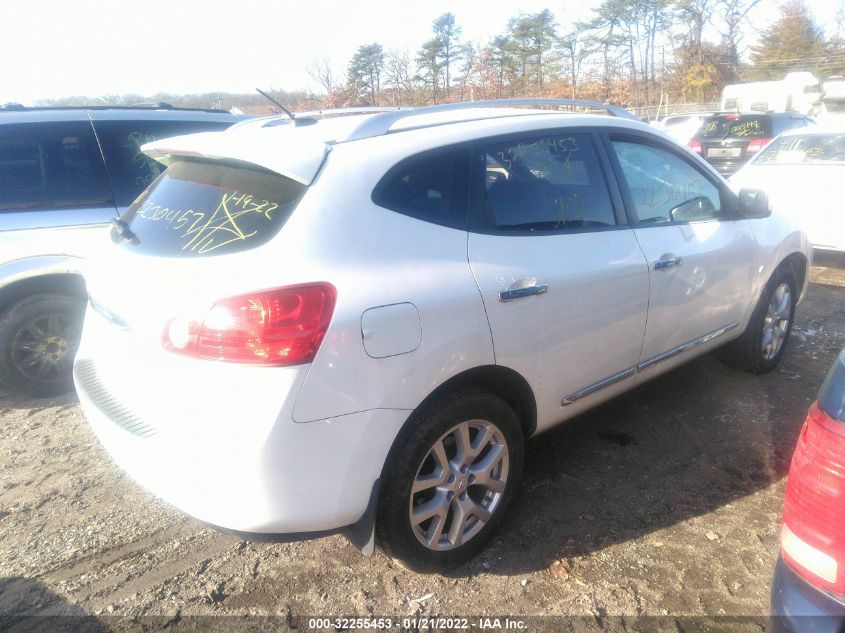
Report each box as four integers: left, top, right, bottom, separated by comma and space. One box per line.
772, 348, 845, 631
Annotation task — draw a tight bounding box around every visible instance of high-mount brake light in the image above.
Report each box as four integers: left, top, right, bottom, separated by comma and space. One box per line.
781, 402, 845, 597
162, 283, 336, 366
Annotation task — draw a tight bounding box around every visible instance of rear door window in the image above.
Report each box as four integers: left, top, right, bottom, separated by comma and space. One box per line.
482, 132, 616, 232
0, 122, 113, 211
117, 160, 305, 257
93, 120, 233, 208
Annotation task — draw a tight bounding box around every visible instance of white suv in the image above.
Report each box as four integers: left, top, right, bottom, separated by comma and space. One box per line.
74, 99, 811, 572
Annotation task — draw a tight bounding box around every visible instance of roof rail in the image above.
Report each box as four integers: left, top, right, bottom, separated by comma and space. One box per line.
295, 106, 404, 117
0, 104, 231, 114
342, 98, 638, 142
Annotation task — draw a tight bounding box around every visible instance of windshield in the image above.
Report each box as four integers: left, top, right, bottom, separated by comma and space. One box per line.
115, 160, 305, 257
754, 133, 845, 164
697, 115, 772, 139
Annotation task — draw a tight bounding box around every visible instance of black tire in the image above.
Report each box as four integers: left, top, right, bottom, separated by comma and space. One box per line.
716, 266, 797, 374
0, 294, 86, 397
376, 388, 524, 572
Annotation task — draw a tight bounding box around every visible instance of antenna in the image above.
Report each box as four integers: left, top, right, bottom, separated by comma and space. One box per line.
256, 88, 296, 121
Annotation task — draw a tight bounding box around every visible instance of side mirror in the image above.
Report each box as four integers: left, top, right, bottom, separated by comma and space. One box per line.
737, 188, 771, 219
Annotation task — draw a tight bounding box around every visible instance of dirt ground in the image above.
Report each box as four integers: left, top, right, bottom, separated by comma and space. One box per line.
2, 253, 845, 631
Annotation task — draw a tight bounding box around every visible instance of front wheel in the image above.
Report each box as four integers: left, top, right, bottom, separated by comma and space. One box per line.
375, 389, 524, 572
717, 267, 797, 374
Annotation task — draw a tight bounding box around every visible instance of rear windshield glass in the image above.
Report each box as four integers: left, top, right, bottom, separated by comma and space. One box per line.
115, 160, 305, 257
755, 133, 845, 164
697, 116, 772, 139
819, 350, 845, 423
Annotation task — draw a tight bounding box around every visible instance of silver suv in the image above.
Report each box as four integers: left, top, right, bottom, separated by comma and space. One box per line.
0, 105, 237, 396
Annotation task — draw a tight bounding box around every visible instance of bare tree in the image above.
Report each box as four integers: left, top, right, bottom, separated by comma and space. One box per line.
307, 57, 336, 95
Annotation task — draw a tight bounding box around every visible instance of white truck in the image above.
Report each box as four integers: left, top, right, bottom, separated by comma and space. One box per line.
721, 72, 822, 115
813, 77, 845, 122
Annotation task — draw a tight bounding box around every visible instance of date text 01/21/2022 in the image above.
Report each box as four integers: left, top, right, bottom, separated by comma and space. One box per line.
306, 617, 529, 630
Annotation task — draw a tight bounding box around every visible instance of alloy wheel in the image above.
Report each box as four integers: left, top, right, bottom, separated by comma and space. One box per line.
10, 313, 80, 383
762, 282, 792, 361
408, 419, 509, 551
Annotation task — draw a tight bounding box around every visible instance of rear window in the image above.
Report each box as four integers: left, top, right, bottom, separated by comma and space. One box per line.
116, 160, 305, 257
0, 122, 113, 211
93, 119, 234, 208
697, 116, 772, 139
755, 133, 845, 164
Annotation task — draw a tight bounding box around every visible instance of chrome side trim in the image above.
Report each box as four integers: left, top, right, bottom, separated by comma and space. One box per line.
561, 367, 637, 406
637, 322, 738, 373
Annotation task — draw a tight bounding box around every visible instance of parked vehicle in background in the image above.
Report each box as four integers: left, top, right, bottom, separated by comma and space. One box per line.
651, 112, 714, 145
0, 105, 238, 396
689, 112, 814, 176
721, 72, 822, 115
731, 125, 845, 253
74, 98, 811, 572
771, 347, 845, 632
813, 78, 845, 124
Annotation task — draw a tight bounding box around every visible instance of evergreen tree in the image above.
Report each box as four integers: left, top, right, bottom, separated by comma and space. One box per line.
748, 0, 826, 79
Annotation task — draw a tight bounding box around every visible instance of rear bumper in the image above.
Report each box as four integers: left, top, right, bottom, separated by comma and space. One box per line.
702, 157, 747, 176
73, 304, 410, 534
770, 556, 845, 633
75, 364, 409, 533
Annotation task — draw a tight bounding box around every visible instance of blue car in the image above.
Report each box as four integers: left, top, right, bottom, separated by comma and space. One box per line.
771, 348, 845, 632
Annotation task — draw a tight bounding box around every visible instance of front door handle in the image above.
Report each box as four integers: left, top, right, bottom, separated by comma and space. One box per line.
654, 255, 683, 270
499, 280, 549, 302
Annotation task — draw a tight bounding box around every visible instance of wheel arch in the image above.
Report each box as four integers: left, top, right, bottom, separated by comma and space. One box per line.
0, 273, 87, 317
778, 251, 809, 301
411, 365, 537, 438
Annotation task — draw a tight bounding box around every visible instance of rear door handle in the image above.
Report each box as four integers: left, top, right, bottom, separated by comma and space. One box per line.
654, 255, 683, 270
499, 281, 549, 302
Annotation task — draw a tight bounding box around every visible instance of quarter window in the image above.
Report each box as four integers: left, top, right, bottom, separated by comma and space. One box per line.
483, 133, 615, 232
372, 147, 470, 230
611, 140, 722, 224
0, 122, 112, 211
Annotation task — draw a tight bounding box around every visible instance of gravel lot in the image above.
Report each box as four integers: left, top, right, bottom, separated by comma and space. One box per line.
2, 253, 845, 631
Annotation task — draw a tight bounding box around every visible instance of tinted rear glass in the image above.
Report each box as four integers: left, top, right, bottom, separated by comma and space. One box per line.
755, 133, 845, 164
372, 146, 470, 230
116, 160, 305, 257
0, 122, 113, 211
698, 116, 772, 139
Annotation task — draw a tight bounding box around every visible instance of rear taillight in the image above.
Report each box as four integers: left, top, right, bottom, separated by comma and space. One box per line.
163, 283, 336, 366
781, 402, 845, 596
688, 139, 703, 154
746, 137, 772, 154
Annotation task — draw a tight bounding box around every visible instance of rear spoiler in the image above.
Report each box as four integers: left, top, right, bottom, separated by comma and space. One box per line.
142, 128, 329, 186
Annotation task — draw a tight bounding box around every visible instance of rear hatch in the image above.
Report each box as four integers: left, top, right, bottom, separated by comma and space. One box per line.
691, 114, 773, 174
77, 156, 317, 432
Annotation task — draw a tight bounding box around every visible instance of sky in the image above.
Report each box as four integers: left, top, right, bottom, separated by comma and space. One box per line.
0, 0, 842, 104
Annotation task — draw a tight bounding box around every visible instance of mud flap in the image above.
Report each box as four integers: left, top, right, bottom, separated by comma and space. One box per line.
344, 478, 380, 556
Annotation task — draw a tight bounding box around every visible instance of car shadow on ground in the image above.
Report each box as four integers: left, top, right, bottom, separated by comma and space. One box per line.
449, 340, 837, 577
0, 576, 107, 632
